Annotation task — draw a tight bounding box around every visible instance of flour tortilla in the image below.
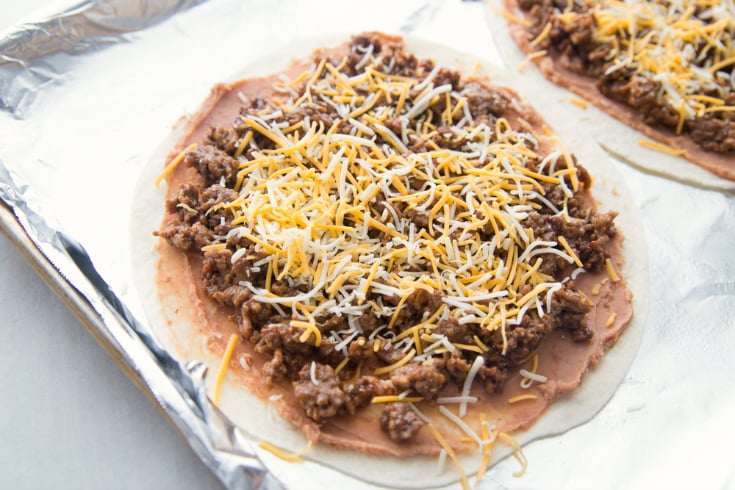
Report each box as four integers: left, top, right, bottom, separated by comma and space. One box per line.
130, 34, 648, 488
486, 0, 735, 192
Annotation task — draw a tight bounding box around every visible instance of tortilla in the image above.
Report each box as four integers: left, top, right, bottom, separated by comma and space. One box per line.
489, 0, 735, 191
130, 33, 648, 488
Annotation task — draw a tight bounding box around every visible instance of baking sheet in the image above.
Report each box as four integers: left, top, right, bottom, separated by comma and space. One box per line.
0, 0, 733, 489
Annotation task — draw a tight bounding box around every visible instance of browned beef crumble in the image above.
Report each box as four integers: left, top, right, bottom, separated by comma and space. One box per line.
517, 0, 735, 154
380, 403, 424, 442
157, 34, 620, 443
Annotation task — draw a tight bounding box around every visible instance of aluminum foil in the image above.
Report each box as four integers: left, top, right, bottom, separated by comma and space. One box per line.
0, 0, 733, 488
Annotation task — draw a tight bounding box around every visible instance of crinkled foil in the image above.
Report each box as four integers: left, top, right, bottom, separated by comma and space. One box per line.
1, 0, 734, 489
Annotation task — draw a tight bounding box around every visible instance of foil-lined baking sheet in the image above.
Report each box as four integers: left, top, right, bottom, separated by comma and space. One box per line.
0, 0, 733, 488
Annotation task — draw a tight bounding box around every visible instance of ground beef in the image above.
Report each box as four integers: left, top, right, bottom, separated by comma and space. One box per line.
158, 221, 212, 252
433, 317, 473, 345
262, 348, 288, 384
207, 126, 239, 155
201, 249, 253, 307
524, 207, 617, 275
166, 183, 201, 221
598, 74, 681, 128
490, 312, 555, 366
379, 403, 424, 442
390, 362, 446, 399
256, 323, 315, 356
550, 282, 593, 341
293, 363, 345, 421
441, 350, 473, 384
184, 145, 239, 185
239, 299, 275, 339
375, 340, 409, 365
478, 364, 508, 394
687, 116, 735, 153
388, 289, 443, 331
344, 376, 394, 414
199, 185, 238, 234
463, 82, 510, 120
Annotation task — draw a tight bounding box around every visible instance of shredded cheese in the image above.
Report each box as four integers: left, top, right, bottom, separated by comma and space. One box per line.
605, 258, 621, 282
258, 440, 313, 463
606, 311, 617, 328
531, 22, 553, 46
371, 394, 423, 404
373, 349, 416, 375
508, 393, 538, 404
427, 423, 471, 490
498, 432, 529, 477
569, 97, 589, 109
212, 333, 239, 406
637, 139, 687, 156
476, 413, 496, 481
155, 143, 197, 187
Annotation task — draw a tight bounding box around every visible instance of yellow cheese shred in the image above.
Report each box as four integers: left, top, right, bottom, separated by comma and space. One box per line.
370, 395, 424, 404
507, 393, 538, 404
427, 423, 470, 490
155, 143, 197, 187
291, 320, 322, 347
373, 349, 416, 375
258, 440, 313, 463
212, 333, 239, 406
498, 432, 529, 478
605, 258, 621, 282
606, 311, 617, 328
637, 139, 686, 156
531, 22, 553, 46
475, 413, 496, 481
569, 97, 589, 109
201, 243, 227, 252
557, 236, 583, 268
334, 356, 350, 375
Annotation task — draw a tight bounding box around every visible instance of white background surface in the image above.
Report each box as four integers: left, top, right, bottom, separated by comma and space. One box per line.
0, 2, 223, 489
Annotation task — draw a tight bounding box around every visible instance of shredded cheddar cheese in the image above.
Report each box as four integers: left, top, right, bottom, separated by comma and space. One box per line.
212, 333, 239, 406
373, 349, 416, 376
531, 22, 553, 46
371, 394, 423, 404
258, 440, 313, 463
605, 258, 621, 282
637, 139, 687, 156
606, 311, 617, 328
156, 143, 197, 187
508, 393, 539, 404
498, 432, 529, 477
569, 97, 590, 109
427, 423, 471, 490
475, 413, 496, 481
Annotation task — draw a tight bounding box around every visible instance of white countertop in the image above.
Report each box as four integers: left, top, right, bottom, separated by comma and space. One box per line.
0, 3, 223, 489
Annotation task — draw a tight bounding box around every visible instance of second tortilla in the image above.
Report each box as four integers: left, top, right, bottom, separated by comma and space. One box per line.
488, 0, 735, 191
